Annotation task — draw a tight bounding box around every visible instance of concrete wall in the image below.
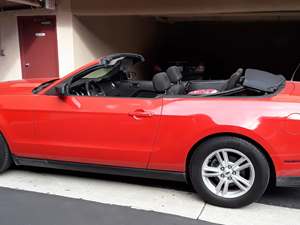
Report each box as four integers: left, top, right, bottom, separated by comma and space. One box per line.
71, 0, 300, 16
0, 15, 22, 81
73, 16, 159, 67
72, 16, 161, 79
56, 0, 75, 76
0, 0, 75, 81
0, 10, 160, 81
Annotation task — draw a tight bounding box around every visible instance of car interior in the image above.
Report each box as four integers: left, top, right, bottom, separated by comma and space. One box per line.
48, 54, 286, 98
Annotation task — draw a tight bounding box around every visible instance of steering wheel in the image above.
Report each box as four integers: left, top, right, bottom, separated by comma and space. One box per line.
85, 80, 105, 96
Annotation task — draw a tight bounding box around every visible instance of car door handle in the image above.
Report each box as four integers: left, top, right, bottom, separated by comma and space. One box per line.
129, 110, 153, 118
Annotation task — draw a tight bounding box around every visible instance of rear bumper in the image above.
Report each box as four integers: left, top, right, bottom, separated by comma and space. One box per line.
273, 155, 300, 177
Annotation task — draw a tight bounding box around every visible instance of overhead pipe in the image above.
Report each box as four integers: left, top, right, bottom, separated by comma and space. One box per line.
6, 0, 42, 8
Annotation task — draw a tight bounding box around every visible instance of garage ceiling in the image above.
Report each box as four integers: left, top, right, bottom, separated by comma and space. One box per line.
0, 0, 42, 11
72, 0, 300, 16
156, 12, 300, 22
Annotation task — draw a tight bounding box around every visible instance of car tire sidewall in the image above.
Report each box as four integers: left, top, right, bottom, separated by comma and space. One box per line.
189, 136, 270, 208
0, 134, 11, 173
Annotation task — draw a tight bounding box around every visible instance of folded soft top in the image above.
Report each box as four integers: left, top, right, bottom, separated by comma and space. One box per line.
243, 69, 286, 93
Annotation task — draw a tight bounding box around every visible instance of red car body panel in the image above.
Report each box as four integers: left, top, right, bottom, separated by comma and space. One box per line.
149, 83, 300, 177
1, 60, 300, 179
24, 95, 162, 168
0, 78, 51, 95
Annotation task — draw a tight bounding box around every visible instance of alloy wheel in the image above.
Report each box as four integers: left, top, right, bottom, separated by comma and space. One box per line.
201, 148, 255, 198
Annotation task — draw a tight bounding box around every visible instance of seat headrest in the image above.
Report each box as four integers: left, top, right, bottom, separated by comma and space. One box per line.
152, 72, 171, 93
223, 68, 244, 91
167, 66, 183, 83
235, 68, 244, 77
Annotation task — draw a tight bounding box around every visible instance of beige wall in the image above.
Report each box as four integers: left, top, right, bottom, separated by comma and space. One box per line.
0, 0, 75, 81
0, 0, 300, 81
72, 0, 300, 16
73, 16, 160, 71
0, 15, 22, 81
0, 11, 160, 81
56, 0, 75, 76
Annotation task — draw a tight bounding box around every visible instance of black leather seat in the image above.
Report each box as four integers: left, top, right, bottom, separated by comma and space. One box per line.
166, 66, 186, 95
152, 72, 171, 94
222, 68, 244, 91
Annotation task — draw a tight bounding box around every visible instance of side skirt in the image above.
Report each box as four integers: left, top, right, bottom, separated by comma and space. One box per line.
13, 156, 187, 182
276, 176, 300, 187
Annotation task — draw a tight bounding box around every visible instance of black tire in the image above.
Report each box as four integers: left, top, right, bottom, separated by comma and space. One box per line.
0, 134, 12, 173
189, 136, 270, 208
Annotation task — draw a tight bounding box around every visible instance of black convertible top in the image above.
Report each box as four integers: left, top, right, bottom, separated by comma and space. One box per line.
243, 69, 285, 93
101, 53, 145, 66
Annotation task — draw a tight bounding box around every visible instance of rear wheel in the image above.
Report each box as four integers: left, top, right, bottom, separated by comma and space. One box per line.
0, 134, 12, 173
189, 136, 270, 208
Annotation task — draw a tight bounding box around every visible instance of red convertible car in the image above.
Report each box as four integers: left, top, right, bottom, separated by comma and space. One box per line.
0, 53, 299, 208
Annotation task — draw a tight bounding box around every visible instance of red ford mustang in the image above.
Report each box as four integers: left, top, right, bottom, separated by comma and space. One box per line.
0, 53, 299, 208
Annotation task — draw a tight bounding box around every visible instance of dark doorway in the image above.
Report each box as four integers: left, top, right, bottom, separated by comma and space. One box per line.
18, 16, 59, 79
157, 21, 300, 80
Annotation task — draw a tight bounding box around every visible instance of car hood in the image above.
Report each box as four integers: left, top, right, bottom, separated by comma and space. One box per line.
0, 78, 53, 95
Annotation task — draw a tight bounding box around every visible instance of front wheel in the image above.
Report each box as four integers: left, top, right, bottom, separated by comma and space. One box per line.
189, 136, 270, 208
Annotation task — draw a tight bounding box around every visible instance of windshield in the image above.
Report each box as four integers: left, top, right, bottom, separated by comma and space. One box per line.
32, 79, 59, 94
83, 67, 113, 79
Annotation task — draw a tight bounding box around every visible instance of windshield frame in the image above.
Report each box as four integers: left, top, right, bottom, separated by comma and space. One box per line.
38, 53, 144, 96
44, 63, 117, 96
32, 79, 59, 94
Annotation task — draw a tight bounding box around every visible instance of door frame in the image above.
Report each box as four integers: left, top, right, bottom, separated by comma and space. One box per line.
17, 15, 59, 79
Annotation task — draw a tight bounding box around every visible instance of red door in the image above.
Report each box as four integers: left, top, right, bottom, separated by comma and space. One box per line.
18, 16, 59, 79
25, 95, 163, 169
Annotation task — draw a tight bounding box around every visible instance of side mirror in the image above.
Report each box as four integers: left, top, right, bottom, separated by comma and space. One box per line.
55, 84, 67, 98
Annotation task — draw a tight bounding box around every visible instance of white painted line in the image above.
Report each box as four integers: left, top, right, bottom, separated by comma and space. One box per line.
0, 170, 204, 219
1, 169, 300, 225
200, 203, 300, 225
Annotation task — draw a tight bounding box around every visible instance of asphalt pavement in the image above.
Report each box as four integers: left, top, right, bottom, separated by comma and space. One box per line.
0, 187, 217, 225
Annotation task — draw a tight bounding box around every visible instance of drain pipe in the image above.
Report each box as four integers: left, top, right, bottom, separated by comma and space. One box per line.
0, 18, 4, 57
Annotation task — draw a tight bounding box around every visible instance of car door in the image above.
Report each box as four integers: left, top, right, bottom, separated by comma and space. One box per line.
29, 94, 162, 169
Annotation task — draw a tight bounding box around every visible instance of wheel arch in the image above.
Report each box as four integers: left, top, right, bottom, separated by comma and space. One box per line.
185, 132, 276, 187
0, 130, 13, 152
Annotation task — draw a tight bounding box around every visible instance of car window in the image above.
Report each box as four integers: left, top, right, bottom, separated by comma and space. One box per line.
83, 68, 113, 79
